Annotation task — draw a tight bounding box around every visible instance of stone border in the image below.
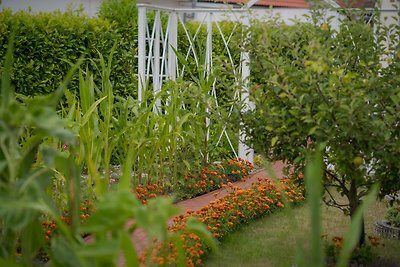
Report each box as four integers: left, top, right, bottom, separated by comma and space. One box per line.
374, 220, 400, 239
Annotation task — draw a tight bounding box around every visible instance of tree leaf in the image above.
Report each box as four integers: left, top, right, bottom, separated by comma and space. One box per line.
271, 136, 279, 147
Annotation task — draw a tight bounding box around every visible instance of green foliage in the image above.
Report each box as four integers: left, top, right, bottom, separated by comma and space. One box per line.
240, 8, 400, 232
0, 37, 215, 267
0, 8, 137, 98
386, 206, 400, 227
177, 20, 243, 158
302, 146, 378, 267
115, 78, 212, 186
0, 6, 242, 163
98, 0, 137, 30
305, 145, 324, 267
0, 33, 80, 265
324, 237, 379, 266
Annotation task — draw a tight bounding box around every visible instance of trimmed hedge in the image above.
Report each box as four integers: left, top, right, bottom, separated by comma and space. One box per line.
0, 8, 137, 97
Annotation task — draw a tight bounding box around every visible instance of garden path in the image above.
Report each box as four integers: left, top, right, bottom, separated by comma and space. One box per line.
120, 161, 285, 266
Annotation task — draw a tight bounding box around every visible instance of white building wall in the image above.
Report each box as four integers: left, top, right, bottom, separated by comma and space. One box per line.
1, 0, 101, 16
137, 0, 193, 8
379, 0, 400, 27
192, 1, 311, 24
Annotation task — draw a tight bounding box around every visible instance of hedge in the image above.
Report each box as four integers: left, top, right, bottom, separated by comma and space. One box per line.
0, 8, 137, 97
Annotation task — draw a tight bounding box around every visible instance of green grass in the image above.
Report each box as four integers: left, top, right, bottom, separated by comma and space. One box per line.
203, 200, 400, 267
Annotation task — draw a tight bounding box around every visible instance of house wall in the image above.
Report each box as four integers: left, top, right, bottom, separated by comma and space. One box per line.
1, 0, 102, 16
188, 1, 311, 24
137, 0, 193, 8
379, 0, 400, 27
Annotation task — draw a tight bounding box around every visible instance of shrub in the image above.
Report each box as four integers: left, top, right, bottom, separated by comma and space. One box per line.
324, 235, 382, 266
240, 8, 400, 246
386, 205, 400, 227
132, 182, 166, 204
0, 8, 137, 98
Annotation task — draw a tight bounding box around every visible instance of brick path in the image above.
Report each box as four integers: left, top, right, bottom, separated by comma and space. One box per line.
118, 161, 285, 266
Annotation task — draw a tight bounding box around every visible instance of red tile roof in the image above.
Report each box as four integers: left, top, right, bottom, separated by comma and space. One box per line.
200, 0, 309, 8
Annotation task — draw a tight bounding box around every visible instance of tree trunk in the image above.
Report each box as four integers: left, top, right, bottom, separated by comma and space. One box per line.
348, 179, 365, 247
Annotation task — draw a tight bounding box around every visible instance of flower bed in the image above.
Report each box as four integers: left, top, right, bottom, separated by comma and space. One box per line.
41, 158, 253, 243
178, 158, 254, 199
132, 158, 254, 203
140, 175, 305, 266
38, 158, 260, 266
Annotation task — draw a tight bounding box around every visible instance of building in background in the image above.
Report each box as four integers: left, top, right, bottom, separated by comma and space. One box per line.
1, 0, 101, 16
2, 0, 398, 26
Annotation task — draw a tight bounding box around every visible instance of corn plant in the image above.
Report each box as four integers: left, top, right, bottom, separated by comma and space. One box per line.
117, 79, 208, 187
0, 34, 216, 267
61, 44, 124, 197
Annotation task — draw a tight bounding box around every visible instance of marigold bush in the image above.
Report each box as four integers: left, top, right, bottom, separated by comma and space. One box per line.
179, 158, 254, 199
141, 175, 305, 266
41, 199, 95, 241
132, 158, 254, 202
324, 235, 383, 266
131, 182, 166, 204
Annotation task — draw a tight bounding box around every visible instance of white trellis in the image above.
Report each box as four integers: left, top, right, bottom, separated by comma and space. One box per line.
137, 3, 254, 163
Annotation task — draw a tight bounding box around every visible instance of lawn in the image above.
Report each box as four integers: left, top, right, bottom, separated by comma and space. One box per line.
203, 198, 400, 267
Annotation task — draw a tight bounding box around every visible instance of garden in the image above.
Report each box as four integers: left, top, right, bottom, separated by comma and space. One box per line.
0, 0, 400, 266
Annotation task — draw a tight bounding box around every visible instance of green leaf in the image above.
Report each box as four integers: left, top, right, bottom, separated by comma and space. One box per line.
16, 139, 41, 181
20, 218, 45, 265
305, 145, 324, 267
271, 136, 279, 147
134, 197, 180, 242
80, 96, 107, 127
1, 31, 14, 110
77, 239, 120, 258
26, 106, 75, 144
265, 125, 273, 132
308, 126, 318, 135
120, 232, 139, 267
51, 236, 83, 267
81, 191, 138, 233
0, 259, 23, 267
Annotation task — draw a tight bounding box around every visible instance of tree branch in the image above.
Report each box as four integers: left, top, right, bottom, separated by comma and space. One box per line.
325, 169, 349, 196
323, 185, 349, 212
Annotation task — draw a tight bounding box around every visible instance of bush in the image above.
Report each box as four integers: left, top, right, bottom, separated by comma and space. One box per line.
324, 235, 382, 266
240, 10, 400, 245
0, 8, 137, 98
386, 206, 400, 227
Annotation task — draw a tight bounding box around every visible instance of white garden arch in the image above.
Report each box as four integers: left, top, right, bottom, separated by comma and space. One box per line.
137, 1, 256, 163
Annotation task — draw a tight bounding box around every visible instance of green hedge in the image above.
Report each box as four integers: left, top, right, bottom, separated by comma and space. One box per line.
0, 8, 137, 97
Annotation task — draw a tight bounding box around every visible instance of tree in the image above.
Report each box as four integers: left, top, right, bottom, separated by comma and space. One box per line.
240, 7, 400, 244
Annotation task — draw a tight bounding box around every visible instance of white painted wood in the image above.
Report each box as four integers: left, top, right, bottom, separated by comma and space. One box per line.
138, 5, 147, 103
238, 16, 254, 163
167, 12, 178, 80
